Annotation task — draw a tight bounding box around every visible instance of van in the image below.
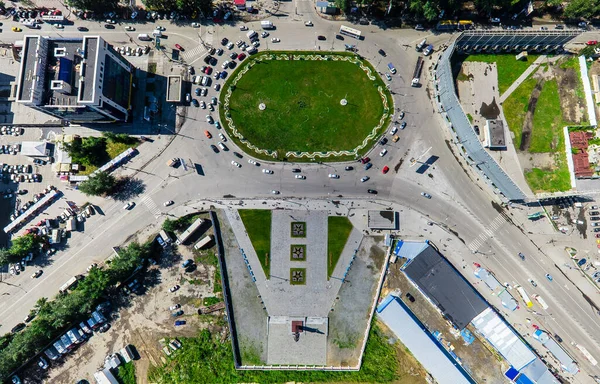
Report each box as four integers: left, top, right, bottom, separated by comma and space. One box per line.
152, 29, 162, 37
138, 34, 152, 41
387, 63, 397, 74
246, 30, 257, 39
261, 20, 273, 29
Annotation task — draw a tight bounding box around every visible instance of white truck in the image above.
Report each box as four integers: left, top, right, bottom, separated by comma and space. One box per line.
261, 20, 274, 29
194, 235, 213, 250
411, 57, 424, 87
532, 294, 549, 310
246, 30, 257, 39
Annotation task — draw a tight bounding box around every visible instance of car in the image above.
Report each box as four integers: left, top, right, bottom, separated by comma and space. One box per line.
175, 43, 184, 51
390, 126, 398, 135
385, 73, 392, 81
248, 159, 258, 166
328, 174, 339, 179
592, 217, 600, 221
292, 168, 301, 173
238, 53, 246, 60
360, 157, 371, 164
175, 320, 186, 326
305, 21, 313, 26
392, 135, 399, 143
367, 189, 378, 194
164, 200, 174, 207
12, 27, 22, 32
233, 152, 243, 159
222, 61, 230, 69
420, 192, 431, 199
195, 88, 201, 96
594, 228, 600, 232
592, 205, 599, 210
219, 132, 227, 142
382, 165, 389, 174
200, 100, 206, 109
11, 376, 21, 384
263, 169, 274, 174
231, 161, 241, 168
379, 149, 388, 157
400, 122, 407, 130
365, 163, 373, 170
31, 269, 43, 278
217, 48, 224, 56
344, 166, 353, 171
221, 37, 229, 45
587, 40, 598, 46
38, 357, 49, 370
227, 42, 235, 49
271, 37, 280, 43
317, 35, 326, 40
11, 323, 26, 334
192, 99, 199, 107
125, 26, 135, 31
261, 31, 269, 38
106, 19, 116, 24
210, 144, 219, 153
361, 176, 370, 182
172, 310, 184, 317
590, 211, 600, 216
593, 222, 600, 227
545, 273, 553, 281
555, 24, 564, 29
378, 49, 386, 56
204, 130, 212, 139
217, 142, 228, 151
528, 278, 537, 287
578, 258, 587, 266
104, 24, 115, 29
240, 25, 248, 31
123, 202, 135, 210
169, 304, 181, 310
214, 84, 221, 91
211, 96, 218, 105
98, 323, 111, 333
519, 252, 525, 260
201, 88, 208, 96
295, 175, 306, 179
169, 285, 180, 292
554, 333, 563, 343
77, 27, 89, 31
405, 292, 416, 302
230, 52, 238, 60
215, 121, 221, 129
17, 189, 27, 195
415, 24, 425, 31
206, 115, 214, 124
399, 111, 405, 120
204, 66, 212, 74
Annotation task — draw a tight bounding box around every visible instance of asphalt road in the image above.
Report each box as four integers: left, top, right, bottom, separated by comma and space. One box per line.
0, 7, 599, 381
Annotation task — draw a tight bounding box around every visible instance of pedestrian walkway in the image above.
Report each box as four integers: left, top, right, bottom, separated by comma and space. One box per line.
499, 56, 546, 103
139, 195, 161, 217
181, 44, 206, 63
467, 214, 508, 252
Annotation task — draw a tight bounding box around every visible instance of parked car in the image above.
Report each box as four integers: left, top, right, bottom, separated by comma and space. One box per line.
175, 320, 186, 326
405, 292, 416, 302
170, 285, 180, 292
98, 323, 111, 333
382, 165, 389, 174
172, 310, 184, 317
328, 174, 339, 179
164, 200, 174, 206
420, 192, 431, 199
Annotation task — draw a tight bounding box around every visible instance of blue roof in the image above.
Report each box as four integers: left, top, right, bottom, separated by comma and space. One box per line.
316, 1, 329, 6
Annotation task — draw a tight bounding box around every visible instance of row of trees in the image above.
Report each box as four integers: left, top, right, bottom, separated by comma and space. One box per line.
0, 234, 43, 266
78, 171, 117, 197
0, 241, 153, 380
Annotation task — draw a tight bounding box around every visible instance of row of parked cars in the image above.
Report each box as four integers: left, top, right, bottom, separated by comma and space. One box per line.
1, 126, 23, 136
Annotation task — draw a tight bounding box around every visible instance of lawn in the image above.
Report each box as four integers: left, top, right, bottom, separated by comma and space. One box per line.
222, 52, 391, 161
502, 76, 538, 149
147, 323, 423, 383
117, 361, 136, 384
529, 80, 565, 153
238, 209, 272, 276
463, 54, 539, 95
327, 216, 353, 278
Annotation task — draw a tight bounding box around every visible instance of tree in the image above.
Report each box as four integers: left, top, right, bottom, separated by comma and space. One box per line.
0, 248, 11, 266
109, 242, 150, 283
162, 218, 177, 233
78, 171, 116, 196
423, 1, 439, 21
10, 234, 40, 259
563, 0, 600, 19
66, 0, 119, 12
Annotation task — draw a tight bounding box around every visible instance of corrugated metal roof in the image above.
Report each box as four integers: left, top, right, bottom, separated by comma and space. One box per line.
393, 240, 428, 259
533, 330, 579, 374
403, 246, 488, 329
519, 357, 560, 384
472, 308, 536, 370
377, 295, 474, 384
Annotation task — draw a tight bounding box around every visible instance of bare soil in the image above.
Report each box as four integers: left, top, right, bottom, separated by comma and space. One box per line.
520, 79, 543, 152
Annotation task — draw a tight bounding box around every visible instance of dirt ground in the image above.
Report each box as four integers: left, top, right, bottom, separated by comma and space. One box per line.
382, 259, 508, 384
41, 220, 221, 384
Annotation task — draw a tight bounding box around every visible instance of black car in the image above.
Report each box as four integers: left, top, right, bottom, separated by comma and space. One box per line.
367, 189, 378, 194
233, 152, 243, 158
554, 334, 563, 343
380, 137, 388, 145
98, 323, 111, 333
474, 125, 480, 135
230, 52, 238, 60
317, 35, 326, 40
405, 293, 415, 303
344, 166, 353, 171
203, 55, 214, 64
335, 34, 344, 40
378, 49, 386, 56
210, 144, 219, 153
292, 168, 301, 173
209, 47, 216, 55
592, 216, 600, 221
221, 37, 229, 45
11, 323, 26, 334
104, 24, 115, 29
77, 27, 88, 32
364, 163, 372, 170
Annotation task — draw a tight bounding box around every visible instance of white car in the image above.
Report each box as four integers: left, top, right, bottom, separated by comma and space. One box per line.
125, 26, 135, 31
123, 202, 135, 210
399, 111, 405, 120
31, 270, 43, 279
261, 31, 269, 38
304, 21, 313, 26
240, 25, 248, 31
55, 24, 64, 29
222, 61, 230, 69
361, 176, 370, 182
169, 304, 181, 310
206, 115, 214, 124
248, 159, 258, 165
328, 174, 339, 179
420, 192, 431, 199
164, 200, 174, 206
263, 169, 273, 174
219, 133, 227, 142
385, 73, 392, 81
390, 126, 398, 135
231, 161, 241, 168
227, 42, 234, 49
271, 37, 280, 43
271, 190, 280, 194
200, 101, 206, 109
295, 175, 306, 179
380, 149, 388, 157
87, 263, 98, 272
191, 22, 200, 28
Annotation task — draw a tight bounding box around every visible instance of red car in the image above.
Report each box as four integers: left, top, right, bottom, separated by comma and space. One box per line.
587, 40, 598, 45
204, 130, 212, 139
174, 44, 184, 51
204, 66, 212, 74
360, 157, 371, 164
382, 166, 389, 174
238, 53, 246, 61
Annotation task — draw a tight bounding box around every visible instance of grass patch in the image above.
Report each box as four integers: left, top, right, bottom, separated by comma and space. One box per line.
503, 76, 538, 149
238, 209, 271, 277
327, 216, 353, 278
148, 323, 408, 383
106, 141, 132, 160
290, 221, 306, 238
525, 159, 571, 192
463, 54, 540, 95
213, 268, 222, 293
466, 113, 473, 123
529, 80, 565, 153
194, 250, 218, 267
290, 244, 306, 261
117, 361, 136, 384
148, 62, 157, 74
203, 296, 222, 306
290, 267, 306, 285
220, 51, 392, 162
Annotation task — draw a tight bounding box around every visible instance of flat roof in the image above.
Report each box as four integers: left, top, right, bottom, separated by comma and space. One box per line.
367, 210, 398, 229
377, 295, 474, 384
486, 119, 506, 149
403, 246, 488, 329
17, 35, 39, 102
167, 75, 182, 102
81, 36, 98, 102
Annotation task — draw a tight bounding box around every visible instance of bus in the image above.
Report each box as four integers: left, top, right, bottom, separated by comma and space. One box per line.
339, 25, 362, 39
515, 285, 533, 308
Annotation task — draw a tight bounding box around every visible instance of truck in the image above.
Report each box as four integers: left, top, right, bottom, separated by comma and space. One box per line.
532, 294, 549, 310
59, 276, 80, 294
167, 158, 180, 167
515, 285, 533, 308
387, 63, 397, 74
194, 235, 213, 250
67, 217, 77, 232
94, 368, 119, 384
246, 30, 257, 39
416, 39, 427, 51
50, 228, 62, 244
261, 20, 274, 29
411, 57, 424, 87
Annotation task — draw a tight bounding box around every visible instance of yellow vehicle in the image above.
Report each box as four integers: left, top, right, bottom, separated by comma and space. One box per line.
12, 27, 22, 32
392, 135, 399, 143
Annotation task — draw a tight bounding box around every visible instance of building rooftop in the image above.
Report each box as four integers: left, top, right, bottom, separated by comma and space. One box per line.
45, 40, 85, 107
485, 119, 506, 149
80, 36, 98, 102
367, 210, 397, 229
17, 35, 39, 102
167, 75, 182, 103
402, 246, 488, 329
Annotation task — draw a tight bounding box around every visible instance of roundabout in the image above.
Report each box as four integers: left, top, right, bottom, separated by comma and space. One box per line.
219, 51, 393, 161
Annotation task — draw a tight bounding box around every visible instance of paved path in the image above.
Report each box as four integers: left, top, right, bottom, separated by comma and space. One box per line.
499, 56, 546, 103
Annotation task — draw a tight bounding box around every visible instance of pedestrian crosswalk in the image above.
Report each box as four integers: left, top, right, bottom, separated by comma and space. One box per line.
181, 44, 207, 62
140, 196, 161, 217
468, 215, 507, 252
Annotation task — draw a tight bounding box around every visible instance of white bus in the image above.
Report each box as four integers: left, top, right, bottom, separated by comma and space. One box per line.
515, 285, 533, 308
339, 25, 362, 39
